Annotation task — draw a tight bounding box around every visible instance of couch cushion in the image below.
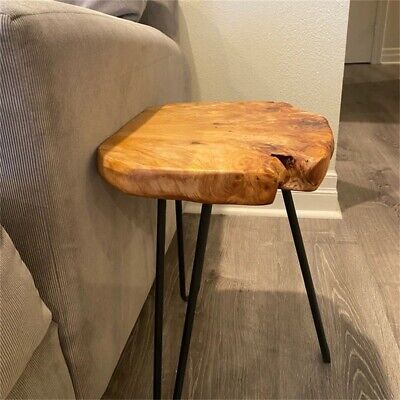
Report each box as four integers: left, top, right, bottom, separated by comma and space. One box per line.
140, 0, 177, 38
56, 0, 147, 21
0, 226, 52, 398
6, 322, 76, 400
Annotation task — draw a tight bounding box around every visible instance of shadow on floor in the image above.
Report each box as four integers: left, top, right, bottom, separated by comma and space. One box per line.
337, 179, 381, 211
340, 79, 399, 124
338, 177, 399, 214
340, 64, 399, 124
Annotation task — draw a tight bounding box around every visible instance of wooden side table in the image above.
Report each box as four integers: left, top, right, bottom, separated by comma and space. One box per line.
98, 102, 334, 399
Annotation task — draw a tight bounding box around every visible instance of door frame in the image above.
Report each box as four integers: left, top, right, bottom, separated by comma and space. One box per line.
371, 0, 389, 64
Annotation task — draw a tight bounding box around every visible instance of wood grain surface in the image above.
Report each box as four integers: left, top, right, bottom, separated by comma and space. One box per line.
98, 102, 334, 205
103, 65, 399, 399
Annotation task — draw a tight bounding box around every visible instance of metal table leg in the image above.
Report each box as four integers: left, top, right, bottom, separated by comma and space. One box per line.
154, 194, 329, 400
154, 199, 166, 399
173, 204, 213, 399
282, 190, 331, 363
154, 201, 212, 399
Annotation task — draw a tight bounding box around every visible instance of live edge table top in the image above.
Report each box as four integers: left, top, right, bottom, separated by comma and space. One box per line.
98, 102, 334, 205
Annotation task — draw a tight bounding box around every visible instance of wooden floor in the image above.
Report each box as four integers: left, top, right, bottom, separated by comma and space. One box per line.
103, 65, 400, 399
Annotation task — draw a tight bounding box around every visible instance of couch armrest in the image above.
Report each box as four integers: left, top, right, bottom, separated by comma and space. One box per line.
0, 0, 184, 137
0, 1, 184, 398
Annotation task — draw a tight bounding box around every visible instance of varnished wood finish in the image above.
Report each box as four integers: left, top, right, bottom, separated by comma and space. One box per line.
103, 65, 399, 399
98, 102, 333, 205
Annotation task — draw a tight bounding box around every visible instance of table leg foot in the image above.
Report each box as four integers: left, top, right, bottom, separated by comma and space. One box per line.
282, 190, 331, 364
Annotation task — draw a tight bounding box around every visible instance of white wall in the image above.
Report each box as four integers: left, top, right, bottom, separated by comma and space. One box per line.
177, 0, 349, 217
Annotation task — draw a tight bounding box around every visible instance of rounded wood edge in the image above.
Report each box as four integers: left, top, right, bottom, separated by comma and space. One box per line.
97, 156, 281, 205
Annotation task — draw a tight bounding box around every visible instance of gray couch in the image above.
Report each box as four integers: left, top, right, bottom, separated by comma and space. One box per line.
0, 0, 185, 398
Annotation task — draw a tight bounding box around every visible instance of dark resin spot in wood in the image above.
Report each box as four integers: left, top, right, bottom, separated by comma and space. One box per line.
271, 153, 295, 169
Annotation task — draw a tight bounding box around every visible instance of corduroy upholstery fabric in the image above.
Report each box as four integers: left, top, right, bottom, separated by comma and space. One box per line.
7, 322, 76, 400
0, 0, 185, 397
0, 226, 52, 398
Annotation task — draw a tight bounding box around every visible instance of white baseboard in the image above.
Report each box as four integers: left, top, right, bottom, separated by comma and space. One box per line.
381, 47, 400, 64
184, 170, 341, 219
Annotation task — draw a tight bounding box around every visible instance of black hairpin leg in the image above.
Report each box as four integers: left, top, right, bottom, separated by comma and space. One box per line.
173, 204, 213, 399
154, 199, 166, 399
175, 200, 188, 302
154, 201, 212, 399
282, 190, 331, 363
